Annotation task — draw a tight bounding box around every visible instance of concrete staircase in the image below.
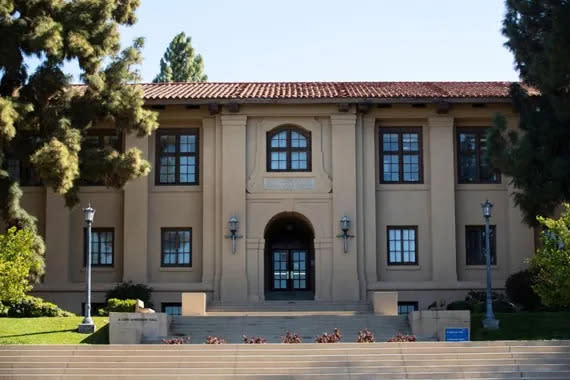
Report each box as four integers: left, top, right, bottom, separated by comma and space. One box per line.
2, 341, 569, 379
168, 301, 408, 343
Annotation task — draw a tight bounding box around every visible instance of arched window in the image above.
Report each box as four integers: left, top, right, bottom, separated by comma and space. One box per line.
267, 126, 311, 172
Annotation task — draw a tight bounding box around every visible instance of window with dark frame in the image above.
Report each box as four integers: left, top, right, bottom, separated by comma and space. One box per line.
267, 126, 311, 172
380, 128, 422, 183
387, 226, 418, 265
80, 130, 122, 186
457, 128, 500, 184
398, 302, 419, 315
156, 129, 199, 185
5, 158, 42, 186
161, 228, 192, 267
83, 228, 114, 267
161, 303, 182, 316
465, 225, 497, 265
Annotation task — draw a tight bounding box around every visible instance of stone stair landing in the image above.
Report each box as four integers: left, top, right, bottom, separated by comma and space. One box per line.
169, 301, 409, 343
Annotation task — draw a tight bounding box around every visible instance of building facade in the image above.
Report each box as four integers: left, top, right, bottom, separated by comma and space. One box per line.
15, 82, 535, 314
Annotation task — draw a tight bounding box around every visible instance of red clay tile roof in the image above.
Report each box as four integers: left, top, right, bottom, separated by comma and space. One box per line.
139, 81, 537, 103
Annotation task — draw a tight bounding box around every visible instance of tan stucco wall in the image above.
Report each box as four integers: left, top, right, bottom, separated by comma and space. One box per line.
8, 102, 535, 313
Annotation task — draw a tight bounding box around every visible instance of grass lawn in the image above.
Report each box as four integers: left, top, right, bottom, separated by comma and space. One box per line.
0, 317, 109, 344
471, 312, 570, 341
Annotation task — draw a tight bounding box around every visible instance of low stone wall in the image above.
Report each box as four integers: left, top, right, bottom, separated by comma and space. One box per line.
182, 292, 207, 316
371, 291, 398, 315
109, 312, 169, 344
408, 310, 470, 341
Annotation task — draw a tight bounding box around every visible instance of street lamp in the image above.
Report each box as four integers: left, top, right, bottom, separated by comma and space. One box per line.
481, 200, 499, 330
78, 204, 96, 334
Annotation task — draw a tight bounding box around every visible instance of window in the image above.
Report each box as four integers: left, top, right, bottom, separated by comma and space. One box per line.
465, 225, 496, 265
387, 226, 418, 265
161, 228, 192, 267
398, 302, 418, 315
80, 130, 122, 185
156, 129, 199, 185
161, 303, 182, 316
380, 128, 422, 183
267, 126, 311, 172
84, 228, 114, 267
457, 128, 500, 183
5, 158, 42, 186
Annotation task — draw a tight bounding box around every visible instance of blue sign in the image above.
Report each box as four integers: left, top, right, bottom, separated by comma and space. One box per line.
445, 327, 469, 341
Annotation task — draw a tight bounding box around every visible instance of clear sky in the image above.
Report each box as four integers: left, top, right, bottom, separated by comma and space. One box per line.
79, 0, 521, 83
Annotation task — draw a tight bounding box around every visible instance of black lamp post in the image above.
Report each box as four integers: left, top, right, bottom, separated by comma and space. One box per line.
481, 200, 499, 330
78, 204, 96, 333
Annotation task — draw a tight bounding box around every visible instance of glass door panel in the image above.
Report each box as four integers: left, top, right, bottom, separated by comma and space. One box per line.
291, 250, 307, 290
272, 251, 289, 290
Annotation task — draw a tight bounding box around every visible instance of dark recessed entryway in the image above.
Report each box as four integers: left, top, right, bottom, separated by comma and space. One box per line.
264, 212, 315, 301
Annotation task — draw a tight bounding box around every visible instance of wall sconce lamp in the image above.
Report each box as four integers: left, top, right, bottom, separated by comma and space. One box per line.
336, 215, 354, 253
225, 216, 243, 254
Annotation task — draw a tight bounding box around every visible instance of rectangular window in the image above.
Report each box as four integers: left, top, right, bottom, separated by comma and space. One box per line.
465, 225, 496, 265
84, 228, 114, 267
380, 128, 422, 183
161, 303, 182, 316
457, 128, 500, 183
80, 130, 122, 186
398, 302, 418, 315
156, 129, 199, 185
161, 228, 192, 267
6, 158, 42, 186
387, 226, 418, 265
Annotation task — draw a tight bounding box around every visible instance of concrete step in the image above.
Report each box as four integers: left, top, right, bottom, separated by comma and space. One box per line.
2, 342, 569, 379
206, 301, 372, 314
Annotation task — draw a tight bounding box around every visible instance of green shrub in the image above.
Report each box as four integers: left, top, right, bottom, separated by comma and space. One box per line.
447, 300, 470, 310
106, 298, 137, 313
447, 290, 516, 313
105, 282, 152, 307
0, 296, 74, 317
505, 269, 542, 310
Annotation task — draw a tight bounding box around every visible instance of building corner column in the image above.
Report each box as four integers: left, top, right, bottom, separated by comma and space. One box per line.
428, 116, 458, 283
362, 115, 378, 289
201, 118, 216, 290
220, 115, 248, 303
43, 189, 71, 286
122, 133, 149, 283
330, 113, 359, 301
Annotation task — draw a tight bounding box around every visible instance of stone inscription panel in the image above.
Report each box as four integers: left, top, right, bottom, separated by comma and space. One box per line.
264, 178, 315, 191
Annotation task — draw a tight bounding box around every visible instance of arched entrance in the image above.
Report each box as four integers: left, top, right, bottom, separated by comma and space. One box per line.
264, 212, 315, 300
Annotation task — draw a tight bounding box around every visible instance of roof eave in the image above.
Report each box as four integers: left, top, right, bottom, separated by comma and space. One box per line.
143, 96, 512, 106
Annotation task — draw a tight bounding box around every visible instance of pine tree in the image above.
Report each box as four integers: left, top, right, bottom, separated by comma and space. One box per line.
153, 32, 207, 83
486, 0, 570, 225
0, 0, 158, 282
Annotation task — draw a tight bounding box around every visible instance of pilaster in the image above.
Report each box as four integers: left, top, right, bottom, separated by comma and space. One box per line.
428, 116, 458, 282
122, 133, 149, 283
44, 189, 71, 286
220, 115, 248, 303
330, 113, 359, 301
362, 115, 378, 286
201, 118, 216, 288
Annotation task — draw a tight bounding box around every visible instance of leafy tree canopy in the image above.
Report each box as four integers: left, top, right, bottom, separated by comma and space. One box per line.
487, 0, 570, 225
0, 0, 158, 281
530, 204, 570, 309
153, 32, 207, 83
0, 227, 43, 302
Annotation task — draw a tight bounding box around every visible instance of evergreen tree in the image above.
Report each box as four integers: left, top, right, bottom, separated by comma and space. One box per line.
487, 0, 570, 225
0, 0, 158, 281
153, 32, 207, 83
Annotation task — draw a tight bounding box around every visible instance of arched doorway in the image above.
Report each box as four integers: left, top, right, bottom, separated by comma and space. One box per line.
264, 212, 315, 300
